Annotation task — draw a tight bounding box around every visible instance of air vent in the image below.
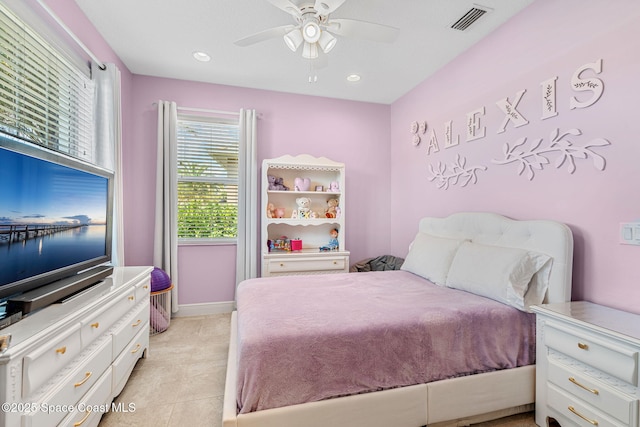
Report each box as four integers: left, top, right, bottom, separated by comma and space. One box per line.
451, 6, 490, 31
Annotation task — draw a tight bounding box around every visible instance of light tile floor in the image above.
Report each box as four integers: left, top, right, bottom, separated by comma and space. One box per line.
98, 313, 542, 427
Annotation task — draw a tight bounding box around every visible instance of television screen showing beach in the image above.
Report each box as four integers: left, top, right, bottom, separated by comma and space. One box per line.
0, 147, 109, 287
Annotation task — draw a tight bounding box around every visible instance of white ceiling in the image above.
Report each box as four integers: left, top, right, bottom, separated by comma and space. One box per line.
74, 0, 533, 105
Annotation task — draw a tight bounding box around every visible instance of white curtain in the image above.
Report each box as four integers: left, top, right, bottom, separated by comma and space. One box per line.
154, 100, 179, 312
236, 109, 258, 289
93, 63, 125, 266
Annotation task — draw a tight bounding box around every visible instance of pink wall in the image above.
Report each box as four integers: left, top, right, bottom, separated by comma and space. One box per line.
390, 0, 640, 314
35, 0, 640, 312
130, 77, 391, 303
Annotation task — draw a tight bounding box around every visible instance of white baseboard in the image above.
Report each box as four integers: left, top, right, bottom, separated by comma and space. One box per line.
173, 301, 235, 317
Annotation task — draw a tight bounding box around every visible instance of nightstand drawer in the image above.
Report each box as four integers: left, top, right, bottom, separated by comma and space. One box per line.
548, 383, 626, 427
267, 257, 346, 273
548, 359, 637, 425
545, 321, 639, 386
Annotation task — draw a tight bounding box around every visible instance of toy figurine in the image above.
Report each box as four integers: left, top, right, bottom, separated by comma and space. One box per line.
320, 228, 339, 251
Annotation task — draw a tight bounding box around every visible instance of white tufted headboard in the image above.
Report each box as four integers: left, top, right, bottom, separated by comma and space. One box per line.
418, 212, 573, 304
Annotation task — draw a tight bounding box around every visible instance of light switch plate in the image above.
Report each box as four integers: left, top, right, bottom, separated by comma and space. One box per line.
620, 222, 640, 245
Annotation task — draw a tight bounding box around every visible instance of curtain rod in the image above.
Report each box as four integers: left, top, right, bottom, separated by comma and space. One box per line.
36, 0, 106, 70
177, 106, 240, 116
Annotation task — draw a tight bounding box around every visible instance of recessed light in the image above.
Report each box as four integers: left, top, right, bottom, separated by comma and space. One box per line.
193, 51, 211, 62
346, 74, 361, 82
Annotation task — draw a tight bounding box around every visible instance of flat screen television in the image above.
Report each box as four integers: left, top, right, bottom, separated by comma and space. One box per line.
0, 134, 114, 318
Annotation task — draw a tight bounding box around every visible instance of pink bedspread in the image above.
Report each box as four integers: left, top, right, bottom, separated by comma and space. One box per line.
235, 271, 535, 414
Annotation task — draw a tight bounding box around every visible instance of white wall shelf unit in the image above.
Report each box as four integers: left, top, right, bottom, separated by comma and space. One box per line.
261, 154, 349, 277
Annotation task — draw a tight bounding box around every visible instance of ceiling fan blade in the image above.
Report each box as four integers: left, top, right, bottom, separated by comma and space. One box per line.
327, 18, 399, 43
314, 0, 347, 15
266, 0, 301, 18
234, 24, 296, 47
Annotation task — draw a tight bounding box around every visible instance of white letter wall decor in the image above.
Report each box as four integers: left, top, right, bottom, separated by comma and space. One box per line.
496, 89, 529, 133
570, 59, 604, 109
491, 128, 610, 180
415, 59, 610, 188
541, 76, 558, 120
444, 120, 460, 148
466, 107, 486, 142
426, 129, 440, 154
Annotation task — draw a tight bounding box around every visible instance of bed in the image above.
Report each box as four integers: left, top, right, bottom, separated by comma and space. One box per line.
222, 212, 573, 427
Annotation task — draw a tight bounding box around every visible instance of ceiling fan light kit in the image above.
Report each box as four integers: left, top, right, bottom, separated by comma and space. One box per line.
284, 28, 303, 51
235, 0, 399, 61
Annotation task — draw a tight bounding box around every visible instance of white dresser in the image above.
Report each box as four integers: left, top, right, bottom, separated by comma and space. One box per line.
0, 266, 152, 427
533, 301, 640, 427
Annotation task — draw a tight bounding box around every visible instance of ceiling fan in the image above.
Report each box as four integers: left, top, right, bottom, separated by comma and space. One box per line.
234, 0, 399, 59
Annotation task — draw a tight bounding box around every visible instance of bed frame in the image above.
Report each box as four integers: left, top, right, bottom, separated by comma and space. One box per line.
222, 212, 573, 427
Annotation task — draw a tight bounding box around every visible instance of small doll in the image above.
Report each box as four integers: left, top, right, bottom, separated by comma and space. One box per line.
320, 228, 339, 251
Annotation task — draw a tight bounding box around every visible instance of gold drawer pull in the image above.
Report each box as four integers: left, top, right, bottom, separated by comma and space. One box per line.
568, 406, 598, 425
569, 377, 599, 395
55, 346, 67, 355
132, 319, 142, 327
333, 261, 337, 265
131, 343, 141, 354
143, 285, 149, 289
128, 295, 135, 301
90, 322, 100, 329
280, 263, 284, 267
73, 408, 92, 426
577, 342, 589, 350
74, 371, 92, 387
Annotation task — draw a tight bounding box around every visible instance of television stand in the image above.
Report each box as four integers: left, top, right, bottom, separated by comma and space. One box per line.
0, 266, 152, 427
6, 265, 114, 316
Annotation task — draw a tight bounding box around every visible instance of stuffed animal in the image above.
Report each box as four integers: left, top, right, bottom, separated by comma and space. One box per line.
328, 181, 340, 192
325, 198, 339, 218
295, 197, 311, 219
266, 202, 275, 218
268, 175, 289, 191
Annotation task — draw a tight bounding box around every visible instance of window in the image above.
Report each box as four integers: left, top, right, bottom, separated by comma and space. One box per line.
177, 115, 240, 242
0, 3, 94, 162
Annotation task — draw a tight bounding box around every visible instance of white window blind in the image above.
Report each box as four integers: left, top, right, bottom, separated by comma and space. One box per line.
177, 115, 240, 240
0, 3, 94, 162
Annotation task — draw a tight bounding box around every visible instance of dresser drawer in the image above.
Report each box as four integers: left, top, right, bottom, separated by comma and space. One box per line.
135, 277, 151, 301
113, 326, 149, 396
23, 338, 112, 427
267, 256, 346, 274
58, 367, 113, 427
81, 292, 132, 347
548, 359, 637, 425
548, 383, 626, 427
545, 321, 639, 386
23, 324, 82, 397
112, 301, 149, 358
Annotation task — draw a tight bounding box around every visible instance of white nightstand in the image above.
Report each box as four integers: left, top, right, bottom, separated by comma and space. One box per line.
532, 301, 640, 427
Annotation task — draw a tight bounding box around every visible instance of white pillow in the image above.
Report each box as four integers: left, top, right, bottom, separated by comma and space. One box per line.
445, 241, 551, 311
400, 233, 466, 286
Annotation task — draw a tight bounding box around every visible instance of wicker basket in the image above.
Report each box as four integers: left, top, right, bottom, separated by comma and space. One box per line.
150, 284, 173, 336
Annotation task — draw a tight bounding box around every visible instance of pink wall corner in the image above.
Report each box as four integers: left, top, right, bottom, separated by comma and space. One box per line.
129, 76, 391, 303
390, 0, 640, 313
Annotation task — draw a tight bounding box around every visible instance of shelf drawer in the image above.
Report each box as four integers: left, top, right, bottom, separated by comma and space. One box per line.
267, 257, 346, 274
548, 383, 627, 427
23, 324, 82, 397
545, 321, 639, 386
548, 359, 637, 425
